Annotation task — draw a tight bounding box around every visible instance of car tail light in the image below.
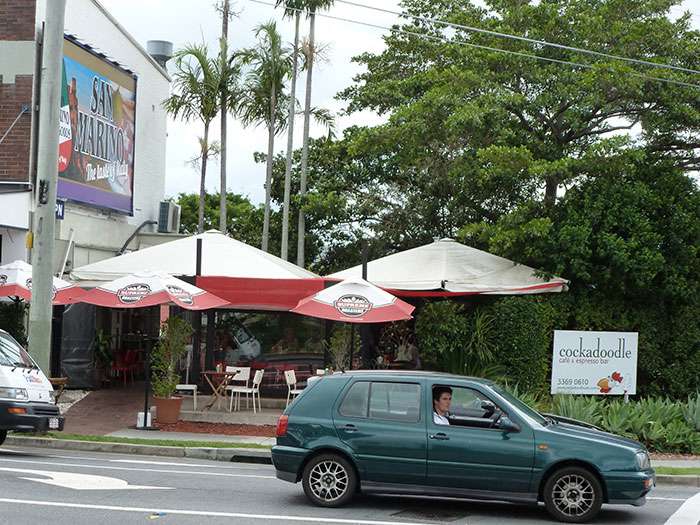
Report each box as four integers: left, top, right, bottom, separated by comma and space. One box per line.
276, 415, 289, 437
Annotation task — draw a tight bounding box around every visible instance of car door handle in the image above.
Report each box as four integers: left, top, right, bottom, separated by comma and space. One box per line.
340, 424, 358, 433
429, 432, 449, 441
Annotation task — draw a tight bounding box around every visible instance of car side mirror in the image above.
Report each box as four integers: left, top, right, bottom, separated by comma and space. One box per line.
498, 416, 520, 433
481, 400, 496, 411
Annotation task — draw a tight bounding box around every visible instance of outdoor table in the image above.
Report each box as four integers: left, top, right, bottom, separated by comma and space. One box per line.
201, 370, 239, 410
49, 377, 68, 403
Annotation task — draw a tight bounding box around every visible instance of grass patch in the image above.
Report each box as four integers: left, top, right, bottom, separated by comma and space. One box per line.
13, 432, 271, 450
655, 466, 700, 476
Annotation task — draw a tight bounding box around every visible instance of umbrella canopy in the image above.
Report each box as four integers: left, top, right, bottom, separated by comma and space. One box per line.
291, 278, 415, 323
78, 272, 228, 310
0, 260, 85, 305
70, 230, 324, 311
329, 238, 568, 296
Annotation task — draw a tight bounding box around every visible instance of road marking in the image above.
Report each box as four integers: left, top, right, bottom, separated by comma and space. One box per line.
664, 492, 700, 525
14, 452, 270, 471
0, 468, 170, 491
0, 498, 434, 525
0, 457, 274, 479
649, 497, 692, 502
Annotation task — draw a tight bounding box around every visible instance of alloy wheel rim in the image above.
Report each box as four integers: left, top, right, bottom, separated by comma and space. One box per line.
309, 460, 349, 502
552, 474, 595, 517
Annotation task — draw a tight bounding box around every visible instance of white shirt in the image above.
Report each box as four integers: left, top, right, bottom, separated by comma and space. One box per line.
433, 411, 449, 425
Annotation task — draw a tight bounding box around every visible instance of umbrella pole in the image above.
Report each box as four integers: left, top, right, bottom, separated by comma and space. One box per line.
141, 338, 155, 430
349, 324, 355, 370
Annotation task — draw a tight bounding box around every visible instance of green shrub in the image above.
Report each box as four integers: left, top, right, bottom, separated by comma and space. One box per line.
415, 302, 504, 380
551, 395, 601, 426
151, 317, 193, 399
503, 383, 551, 413
683, 392, 700, 432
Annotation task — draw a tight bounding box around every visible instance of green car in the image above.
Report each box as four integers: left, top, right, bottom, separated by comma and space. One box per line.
272, 371, 655, 523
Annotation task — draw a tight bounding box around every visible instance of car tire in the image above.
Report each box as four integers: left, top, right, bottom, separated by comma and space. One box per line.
302, 453, 357, 507
0, 430, 6, 446
543, 466, 603, 523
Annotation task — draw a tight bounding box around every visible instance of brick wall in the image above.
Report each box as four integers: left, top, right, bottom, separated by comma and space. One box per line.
0, 0, 36, 183
0, 0, 36, 40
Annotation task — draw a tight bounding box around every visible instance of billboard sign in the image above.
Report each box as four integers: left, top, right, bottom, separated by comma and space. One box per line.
57, 37, 137, 215
551, 330, 638, 395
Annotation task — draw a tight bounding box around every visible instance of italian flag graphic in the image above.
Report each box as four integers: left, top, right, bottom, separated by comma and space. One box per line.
58, 59, 72, 172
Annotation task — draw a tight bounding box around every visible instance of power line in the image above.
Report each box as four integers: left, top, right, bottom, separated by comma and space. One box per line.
248, 0, 700, 89
335, 0, 700, 76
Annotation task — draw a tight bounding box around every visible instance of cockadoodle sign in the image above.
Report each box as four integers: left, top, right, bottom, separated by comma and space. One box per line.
551, 330, 638, 395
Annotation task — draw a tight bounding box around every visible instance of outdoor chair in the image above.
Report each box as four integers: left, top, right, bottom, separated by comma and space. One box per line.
111, 351, 134, 386
175, 384, 198, 410
285, 369, 304, 407
230, 369, 264, 413
225, 367, 251, 412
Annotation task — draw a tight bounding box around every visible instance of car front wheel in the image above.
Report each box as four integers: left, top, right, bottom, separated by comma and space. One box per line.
0, 430, 6, 446
302, 453, 357, 507
543, 466, 603, 523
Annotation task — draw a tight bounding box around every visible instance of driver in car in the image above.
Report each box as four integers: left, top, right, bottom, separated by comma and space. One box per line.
433, 386, 452, 425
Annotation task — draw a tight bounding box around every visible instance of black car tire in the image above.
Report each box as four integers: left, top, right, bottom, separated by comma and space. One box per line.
302, 453, 357, 507
0, 430, 6, 446
543, 466, 603, 523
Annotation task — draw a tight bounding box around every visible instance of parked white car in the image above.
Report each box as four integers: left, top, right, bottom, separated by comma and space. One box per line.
0, 329, 64, 446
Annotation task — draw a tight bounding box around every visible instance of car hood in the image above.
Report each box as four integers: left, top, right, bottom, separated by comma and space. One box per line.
543, 421, 644, 451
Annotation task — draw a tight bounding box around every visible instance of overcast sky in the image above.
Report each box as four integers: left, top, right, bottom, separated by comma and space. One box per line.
100, 0, 700, 205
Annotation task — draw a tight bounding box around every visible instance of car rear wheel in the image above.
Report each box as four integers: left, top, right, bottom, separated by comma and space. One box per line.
302, 453, 357, 507
544, 466, 603, 523
0, 430, 6, 446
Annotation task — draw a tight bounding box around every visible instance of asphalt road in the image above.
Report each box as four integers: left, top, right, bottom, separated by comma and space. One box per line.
0, 446, 697, 525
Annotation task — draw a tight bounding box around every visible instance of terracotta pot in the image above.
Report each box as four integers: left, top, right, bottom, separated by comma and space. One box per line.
153, 396, 183, 424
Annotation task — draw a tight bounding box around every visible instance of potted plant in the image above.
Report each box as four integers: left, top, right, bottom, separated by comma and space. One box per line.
151, 317, 192, 424
94, 330, 113, 386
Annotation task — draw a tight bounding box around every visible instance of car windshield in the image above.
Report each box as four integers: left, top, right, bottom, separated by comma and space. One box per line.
491, 384, 548, 426
0, 332, 35, 369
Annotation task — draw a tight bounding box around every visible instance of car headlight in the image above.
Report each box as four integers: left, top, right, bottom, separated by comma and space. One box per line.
636, 451, 651, 470
0, 387, 29, 401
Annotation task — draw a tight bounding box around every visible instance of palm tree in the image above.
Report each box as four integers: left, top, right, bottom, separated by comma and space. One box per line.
296, 0, 335, 267
276, 0, 303, 261
164, 44, 221, 233
238, 21, 293, 253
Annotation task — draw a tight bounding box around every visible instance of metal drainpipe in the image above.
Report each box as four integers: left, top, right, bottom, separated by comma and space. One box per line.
118, 220, 157, 255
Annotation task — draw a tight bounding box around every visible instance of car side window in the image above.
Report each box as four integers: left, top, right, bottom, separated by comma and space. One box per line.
433, 384, 505, 429
369, 382, 421, 422
339, 381, 369, 418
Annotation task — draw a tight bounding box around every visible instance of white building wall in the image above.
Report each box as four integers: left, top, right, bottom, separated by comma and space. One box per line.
36, 0, 170, 271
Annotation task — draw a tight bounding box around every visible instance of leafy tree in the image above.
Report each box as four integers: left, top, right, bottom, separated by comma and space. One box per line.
340, 0, 700, 210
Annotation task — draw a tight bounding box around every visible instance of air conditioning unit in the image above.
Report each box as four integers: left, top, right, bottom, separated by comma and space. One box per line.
158, 201, 181, 233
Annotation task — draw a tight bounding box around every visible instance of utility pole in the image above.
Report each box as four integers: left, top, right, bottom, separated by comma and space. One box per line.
28, 0, 67, 372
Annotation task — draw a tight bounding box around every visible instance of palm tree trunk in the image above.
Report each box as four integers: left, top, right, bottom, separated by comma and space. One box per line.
296, 7, 316, 268
281, 12, 300, 261
199, 122, 210, 234
219, 0, 230, 233
262, 85, 277, 252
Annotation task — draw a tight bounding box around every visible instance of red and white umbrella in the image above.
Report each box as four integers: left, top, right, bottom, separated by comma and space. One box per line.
0, 260, 85, 305
79, 272, 228, 310
291, 278, 415, 323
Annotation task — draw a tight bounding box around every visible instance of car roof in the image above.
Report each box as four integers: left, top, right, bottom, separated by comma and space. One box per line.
331, 369, 496, 385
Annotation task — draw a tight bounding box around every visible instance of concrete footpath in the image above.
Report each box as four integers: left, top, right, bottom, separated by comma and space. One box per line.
5, 432, 700, 487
